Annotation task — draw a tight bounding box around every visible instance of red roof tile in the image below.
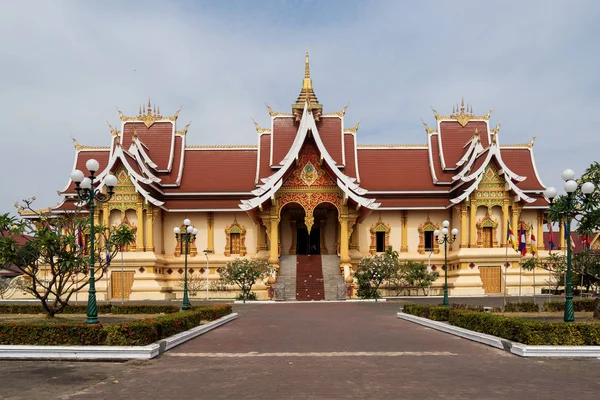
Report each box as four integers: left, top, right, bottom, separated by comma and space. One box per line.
62, 149, 111, 194
162, 199, 246, 210
316, 118, 343, 165
257, 134, 272, 182
343, 134, 357, 179
123, 122, 174, 171
377, 197, 449, 208
271, 117, 298, 166
438, 121, 488, 169
500, 148, 545, 191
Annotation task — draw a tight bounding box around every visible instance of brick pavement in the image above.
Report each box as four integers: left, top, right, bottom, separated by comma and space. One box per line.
1, 302, 599, 400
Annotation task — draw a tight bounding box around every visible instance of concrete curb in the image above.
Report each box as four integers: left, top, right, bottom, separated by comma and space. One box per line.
397, 312, 600, 358
0, 312, 238, 361
234, 299, 386, 304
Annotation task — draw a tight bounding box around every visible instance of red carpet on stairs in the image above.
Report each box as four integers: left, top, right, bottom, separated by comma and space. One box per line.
295, 255, 325, 301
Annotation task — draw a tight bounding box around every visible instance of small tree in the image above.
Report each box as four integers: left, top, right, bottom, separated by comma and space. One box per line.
176, 271, 206, 297
356, 247, 401, 301
0, 200, 134, 317
219, 258, 272, 303
404, 260, 440, 295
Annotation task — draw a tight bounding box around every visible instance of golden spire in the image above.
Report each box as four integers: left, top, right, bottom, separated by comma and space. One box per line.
293, 51, 322, 120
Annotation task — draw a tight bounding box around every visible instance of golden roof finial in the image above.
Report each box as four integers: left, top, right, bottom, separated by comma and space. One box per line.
153, 104, 157, 115
106, 121, 120, 137
452, 104, 456, 114
147, 97, 151, 108
305, 51, 310, 79
71, 135, 82, 151
157, 105, 160, 115
461, 97, 464, 107
138, 105, 142, 115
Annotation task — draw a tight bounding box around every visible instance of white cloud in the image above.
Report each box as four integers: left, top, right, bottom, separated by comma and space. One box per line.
1, 0, 599, 213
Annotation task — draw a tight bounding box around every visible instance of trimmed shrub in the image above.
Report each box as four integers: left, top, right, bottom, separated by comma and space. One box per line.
0, 304, 233, 346
111, 305, 179, 314
448, 309, 600, 345
451, 303, 484, 312
429, 306, 450, 321
402, 304, 443, 319
543, 299, 597, 312
504, 302, 539, 313
0, 304, 112, 315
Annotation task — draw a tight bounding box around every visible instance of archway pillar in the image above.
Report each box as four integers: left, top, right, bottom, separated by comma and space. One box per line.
268, 212, 280, 270
469, 200, 477, 248
339, 208, 351, 272
502, 199, 510, 247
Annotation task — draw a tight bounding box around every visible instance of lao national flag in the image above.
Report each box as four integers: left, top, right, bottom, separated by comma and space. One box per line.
518, 223, 527, 256
548, 222, 555, 252
530, 228, 538, 258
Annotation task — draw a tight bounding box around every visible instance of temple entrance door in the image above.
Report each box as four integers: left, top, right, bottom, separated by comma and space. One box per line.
296, 227, 320, 255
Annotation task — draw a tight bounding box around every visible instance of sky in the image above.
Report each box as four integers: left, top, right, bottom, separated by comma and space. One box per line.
1, 0, 600, 215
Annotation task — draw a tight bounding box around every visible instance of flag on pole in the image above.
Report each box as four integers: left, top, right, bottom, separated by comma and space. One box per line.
518, 223, 527, 256
507, 220, 519, 252
105, 247, 111, 266
530, 227, 538, 258
564, 221, 575, 251
548, 222, 555, 252
582, 234, 591, 250
77, 228, 84, 249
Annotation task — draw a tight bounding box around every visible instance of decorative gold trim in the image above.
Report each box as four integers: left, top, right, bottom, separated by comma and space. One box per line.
176, 122, 191, 136
344, 121, 361, 134
369, 216, 391, 255
107, 121, 120, 137
476, 211, 499, 248
490, 123, 501, 134
421, 120, 437, 134
323, 104, 349, 117
418, 217, 440, 255
266, 103, 293, 117
117, 100, 180, 128
252, 118, 271, 133
185, 144, 258, 149
224, 218, 247, 256
432, 99, 493, 127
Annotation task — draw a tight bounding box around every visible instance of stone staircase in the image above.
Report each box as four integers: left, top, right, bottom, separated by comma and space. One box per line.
276, 255, 297, 301
321, 255, 344, 300
296, 255, 325, 301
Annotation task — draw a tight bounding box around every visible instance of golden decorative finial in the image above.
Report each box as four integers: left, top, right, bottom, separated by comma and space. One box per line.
138, 105, 142, 115
106, 121, 120, 137
71, 135, 82, 151
421, 120, 436, 134
157, 106, 160, 115
528, 136, 536, 147
132, 128, 138, 139
431, 106, 439, 119
265, 103, 275, 116
469, 104, 473, 114
116, 107, 126, 120
490, 123, 501, 134
345, 121, 361, 134
147, 97, 151, 108
305, 51, 310, 79
452, 104, 455, 114
176, 122, 191, 136
153, 104, 156, 115
461, 97, 464, 107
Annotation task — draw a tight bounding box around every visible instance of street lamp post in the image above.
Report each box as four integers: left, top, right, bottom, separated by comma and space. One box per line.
434, 220, 458, 307
174, 219, 198, 311
71, 159, 118, 324
203, 249, 213, 300
544, 169, 594, 323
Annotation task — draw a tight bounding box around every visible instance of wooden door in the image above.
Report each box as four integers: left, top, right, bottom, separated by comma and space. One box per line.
480, 267, 501, 293
111, 271, 135, 299
230, 233, 241, 255
483, 227, 493, 248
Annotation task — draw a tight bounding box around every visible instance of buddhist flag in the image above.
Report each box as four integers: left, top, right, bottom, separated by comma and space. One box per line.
507, 220, 518, 252
530, 228, 538, 258
563, 221, 576, 251
77, 228, 84, 249
518, 223, 527, 256
105, 247, 111, 266
548, 222, 555, 252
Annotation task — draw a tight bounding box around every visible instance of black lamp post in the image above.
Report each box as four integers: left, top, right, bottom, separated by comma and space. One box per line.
71, 159, 118, 324
434, 220, 458, 307
174, 219, 197, 310
544, 169, 594, 323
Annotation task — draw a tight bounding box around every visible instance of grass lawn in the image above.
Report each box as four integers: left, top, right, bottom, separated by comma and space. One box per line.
0, 314, 163, 325
493, 311, 599, 324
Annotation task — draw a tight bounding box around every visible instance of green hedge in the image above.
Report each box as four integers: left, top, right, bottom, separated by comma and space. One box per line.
403, 304, 449, 321
503, 302, 540, 313
543, 299, 596, 312
0, 304, 181, 315
448, 310, 600, 345
0, 304, 232, 346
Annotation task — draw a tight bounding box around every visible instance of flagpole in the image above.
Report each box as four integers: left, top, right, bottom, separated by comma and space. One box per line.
504, 235, 508, 309
121, 246, 125, 305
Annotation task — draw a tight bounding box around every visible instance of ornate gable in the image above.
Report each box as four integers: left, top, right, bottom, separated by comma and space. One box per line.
473, 164, 507, 209
282, 142, 336, 188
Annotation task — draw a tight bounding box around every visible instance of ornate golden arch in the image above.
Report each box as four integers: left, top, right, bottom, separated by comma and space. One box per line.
476, 212, 499, 248
369, 216, 391, 254
418, 217, 440, 255
276, 191, 343, 233
224, 219, 247, 256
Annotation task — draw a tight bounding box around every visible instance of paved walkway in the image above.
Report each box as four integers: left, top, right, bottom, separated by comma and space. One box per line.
1, 303, 599, 399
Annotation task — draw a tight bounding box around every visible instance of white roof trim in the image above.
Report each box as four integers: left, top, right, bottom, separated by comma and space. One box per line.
134, 137, 158, 168
128, 143, 161, 183
450, 174, 484, 204
527, 147, 547, 190
427, 133, 439, 184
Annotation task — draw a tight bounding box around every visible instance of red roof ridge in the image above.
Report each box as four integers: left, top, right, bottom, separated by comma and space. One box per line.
357, 144, 427, 149
186, 144, 257, 150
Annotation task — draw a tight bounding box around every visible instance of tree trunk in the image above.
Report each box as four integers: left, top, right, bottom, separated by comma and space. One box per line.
593, 297, 600, 320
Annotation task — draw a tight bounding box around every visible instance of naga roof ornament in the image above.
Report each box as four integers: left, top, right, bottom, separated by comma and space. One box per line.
117, 99, 180, 128
431, 98, 493, 127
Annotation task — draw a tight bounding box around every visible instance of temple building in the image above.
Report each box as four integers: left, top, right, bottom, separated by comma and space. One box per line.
22, 53, 557, 301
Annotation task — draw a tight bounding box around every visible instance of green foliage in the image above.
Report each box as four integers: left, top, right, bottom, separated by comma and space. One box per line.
402, 304, 448, 320
0, 304, 180, 315
404, 260, 440, 294
503, 302, 540, 312
0, 304, 232, 346
235, 292, 257, 301
0, 202, 135, 317
356, 247, 400, 300
448, 310, 600, 345
543, 299, 597, 312
219, 258, 272, 303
